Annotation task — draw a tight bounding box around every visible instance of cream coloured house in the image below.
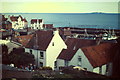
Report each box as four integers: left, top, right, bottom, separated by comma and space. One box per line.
8, 15, 28, 29
25, 30, 67, 69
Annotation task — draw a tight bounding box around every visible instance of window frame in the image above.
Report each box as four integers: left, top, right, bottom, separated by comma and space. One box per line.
40, 51, 44, 59
40, 62, 43, 67
52, 42, 54, 46
54, 61, 57, 68
78, 56, 82, 62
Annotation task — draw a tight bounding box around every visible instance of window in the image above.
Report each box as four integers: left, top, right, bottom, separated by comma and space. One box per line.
30, 49, 32, 54
78, 56, 81, 62
52, 42, 54, 46
106, 64, 109, 75
65, 60, 69, 66
40, 62, 43, 67
54, 61, 57, 68
40, 52, 44, 59
99, 66, 102, 74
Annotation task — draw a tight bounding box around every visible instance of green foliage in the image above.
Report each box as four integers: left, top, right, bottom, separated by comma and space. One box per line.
1, 44, 10, 64
39, 66, 52, 70
2, 44, 8, 54
9, 48, 35, 67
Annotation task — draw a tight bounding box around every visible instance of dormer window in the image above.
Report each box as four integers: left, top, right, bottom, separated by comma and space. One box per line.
52, 42, 54, 46
78, 56, 81, 62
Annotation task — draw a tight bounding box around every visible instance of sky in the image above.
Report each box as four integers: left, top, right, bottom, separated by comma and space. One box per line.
0, 0, 119, 13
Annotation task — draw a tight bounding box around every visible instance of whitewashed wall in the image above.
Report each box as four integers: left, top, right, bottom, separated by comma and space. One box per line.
11, 17, 28, 29
93, 67, 100, 74
25, 48, 46, 67
56, 48, 112, 76
69, 49, 93, 72
46, 30, 67, 69
56, 59, 65, 70
31, 20, 44, 29
106, 63, 113, 76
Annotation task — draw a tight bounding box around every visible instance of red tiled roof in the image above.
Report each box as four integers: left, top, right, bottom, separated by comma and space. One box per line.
57, 49, 76, 61
2, 15, 7, 21
31, 19, 37, 24
57, 38, 97, 60
65, 38, 97, 50
31, 19, 42, 24
58, 38, 116, 68
43, 24, 53, 29
81, 43, 116, 68
26, 30, 53, 51
17, 34, 34, 46
10, 15, 26, 22
23, 18, 27, 22
10, 16, 19, 21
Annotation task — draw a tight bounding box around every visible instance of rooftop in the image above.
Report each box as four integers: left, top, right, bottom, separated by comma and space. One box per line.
57, 38, 97, 60
81, 43, 116, 68
26, 30, 53, 51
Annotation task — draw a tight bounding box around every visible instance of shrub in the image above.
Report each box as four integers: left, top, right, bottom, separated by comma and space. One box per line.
39, 66, 52, 70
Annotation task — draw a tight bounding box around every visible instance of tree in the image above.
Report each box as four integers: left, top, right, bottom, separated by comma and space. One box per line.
1, 44, 10, 64
9, 48, 35, 67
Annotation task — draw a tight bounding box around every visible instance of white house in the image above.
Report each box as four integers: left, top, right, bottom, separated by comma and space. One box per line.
8, 15, 28, 29
25, 30, 67, 69
57, 39, 115, 76
31, 19, 44, 30
56, 38, 97, 70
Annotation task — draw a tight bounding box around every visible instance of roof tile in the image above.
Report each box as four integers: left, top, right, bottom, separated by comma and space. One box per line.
26, 30, 53, 51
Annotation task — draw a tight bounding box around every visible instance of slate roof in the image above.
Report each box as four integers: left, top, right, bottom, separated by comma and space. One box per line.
26, 30, 53, 51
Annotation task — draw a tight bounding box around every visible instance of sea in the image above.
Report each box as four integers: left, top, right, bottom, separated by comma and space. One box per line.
3, 13, 120, 29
